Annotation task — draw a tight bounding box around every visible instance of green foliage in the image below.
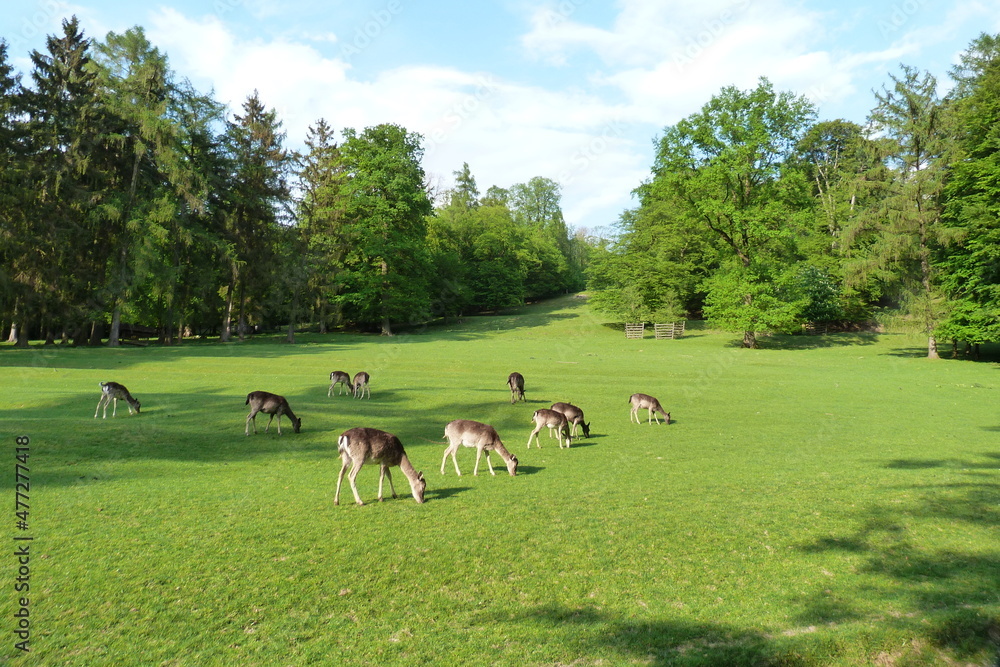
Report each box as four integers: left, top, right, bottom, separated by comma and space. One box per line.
337, 123, 433, 333
648, 78, 816, 346
702, 262, 808, 339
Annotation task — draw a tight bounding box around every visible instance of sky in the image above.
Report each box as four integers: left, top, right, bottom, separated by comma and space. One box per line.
3, 0, 1000, 235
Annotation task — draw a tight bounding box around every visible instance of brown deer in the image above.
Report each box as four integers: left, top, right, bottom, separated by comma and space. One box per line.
629, 393, 670, 425
550, 402, 591, 438
95, 382, 141, 418
335, 427, 426, 505
352, 371, 370, 399
245, 391, 302, 435
441, 419, 518, 477
507, 372, 525, 403
527, 409, 572, 449
328, 371, 351, 396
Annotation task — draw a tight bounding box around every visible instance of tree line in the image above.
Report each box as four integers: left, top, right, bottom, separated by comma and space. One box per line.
0, 17, 586, 346
588, 33, 1000, 355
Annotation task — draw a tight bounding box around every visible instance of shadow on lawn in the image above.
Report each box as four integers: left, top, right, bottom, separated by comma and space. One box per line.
794, 451, 1000, 663
726, 332, 881, 350
498, 606, 815, 666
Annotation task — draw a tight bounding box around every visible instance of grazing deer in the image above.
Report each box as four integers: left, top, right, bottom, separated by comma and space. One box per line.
527, 409, 572, 449
335, 427, 426, 506
507, 372, 525, 404
629, 393, 670, 425
441, 419, 518, 477
352, 371, 370, 399
94, 382, 141, 418
550, 402, 591, 438
245, 391, 302, 436
328, 371, 351, 397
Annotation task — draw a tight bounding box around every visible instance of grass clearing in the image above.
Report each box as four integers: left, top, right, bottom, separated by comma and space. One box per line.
2, 295, 999, 665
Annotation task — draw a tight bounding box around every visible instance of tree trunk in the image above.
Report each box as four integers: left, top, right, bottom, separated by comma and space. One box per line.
15, 320, 29, 348
221, 275, 235, 342
89, 321, 103, 346
108, 303, 122, 347
927, 334, 939, 359
742, 330, 757, 349
8, 321, 17, 343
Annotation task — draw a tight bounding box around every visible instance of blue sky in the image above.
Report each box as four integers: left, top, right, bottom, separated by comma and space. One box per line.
3, 0, 999, 234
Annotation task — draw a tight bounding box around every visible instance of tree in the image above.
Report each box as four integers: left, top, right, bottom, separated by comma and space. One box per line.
649, 78, 816, 347
295, 118, 347, 332
19, 16, 108, 346
220, 90, 291, 341
337, 123, 433, 335
844, 66, 951, 358
92, 27, 184, 346
937, 33, 1000, 353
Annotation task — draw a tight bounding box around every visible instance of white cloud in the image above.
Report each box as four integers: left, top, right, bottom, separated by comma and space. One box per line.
147, 6, 644, 229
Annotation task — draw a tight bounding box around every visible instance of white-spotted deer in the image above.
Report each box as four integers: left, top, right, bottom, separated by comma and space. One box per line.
527, 409, 572, 449
441, 419, 518, 477
629, 393, 670, 425
352, 372, 370, 399
335, 427, 426, 505
94, 382, 141, 418
550, 402, 591, 438
507, 372, 525, 404
328, 371, 351, 397
245, 391, 302, 435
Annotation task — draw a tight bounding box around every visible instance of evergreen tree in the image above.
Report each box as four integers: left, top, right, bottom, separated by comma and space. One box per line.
844, 66, 952, 358
220, 90, 291, 341
295, 118, 347, 332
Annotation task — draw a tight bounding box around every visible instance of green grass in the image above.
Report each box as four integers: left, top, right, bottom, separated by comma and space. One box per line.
1, 295, 998, 666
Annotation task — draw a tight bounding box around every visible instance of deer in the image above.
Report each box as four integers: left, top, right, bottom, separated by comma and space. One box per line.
335, 427, 426, 506
527, 409, 572, 449
507, 372, 525, 404
328, 371, 351, 397
629, 393, 670, 425
550, 402, 591, 438
94, 382, 141, 418
245, 391, 302, 436
352, 371, 370, 399
441, 419, 518, 477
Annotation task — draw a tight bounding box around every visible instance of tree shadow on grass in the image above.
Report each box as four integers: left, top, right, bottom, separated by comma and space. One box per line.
793, 454, 1000, 663
492, 605, 814, 666
742, 332, 882, 351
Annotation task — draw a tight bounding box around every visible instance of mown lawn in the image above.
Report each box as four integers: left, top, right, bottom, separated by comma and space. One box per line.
1, 295, 998, 666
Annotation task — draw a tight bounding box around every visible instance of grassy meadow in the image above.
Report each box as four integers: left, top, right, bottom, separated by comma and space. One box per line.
1, 295, 999, 666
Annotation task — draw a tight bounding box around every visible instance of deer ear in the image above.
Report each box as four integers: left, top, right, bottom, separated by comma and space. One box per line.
417, 472, 424, 481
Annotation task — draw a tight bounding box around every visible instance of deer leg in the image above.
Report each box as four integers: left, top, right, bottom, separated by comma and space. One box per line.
334, 456, 351, 505
264, 413, 275, 433
95, 396, 105, 419
347, 459, 365, 506
649, 409, 658, 425
483, 450, 496, 476
275, 415, 282, 436
246, 411, 258, 436
526, 427, 542, 449
111, 398, 118, 417
380, 465, 397, 500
